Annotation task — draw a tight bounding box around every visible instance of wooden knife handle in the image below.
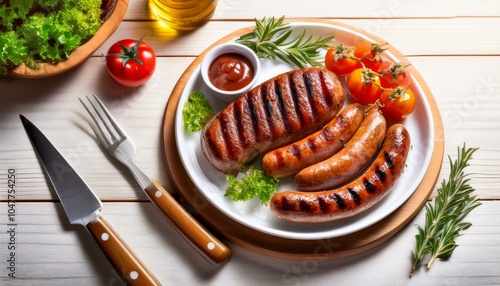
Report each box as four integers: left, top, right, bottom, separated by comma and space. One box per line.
145, 179, 231, 264
87, 216, 161, 286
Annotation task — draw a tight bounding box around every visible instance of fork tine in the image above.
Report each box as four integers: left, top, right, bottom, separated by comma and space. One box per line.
88, 95, 121, 141
92, 94, 127, 139
79, 96, 115, 147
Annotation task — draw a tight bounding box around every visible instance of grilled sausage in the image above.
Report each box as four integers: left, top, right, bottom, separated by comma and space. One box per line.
261, 103, 366, 178
294, 107, 386, 191
201, 67, 345, 174
270, 124, 411, 223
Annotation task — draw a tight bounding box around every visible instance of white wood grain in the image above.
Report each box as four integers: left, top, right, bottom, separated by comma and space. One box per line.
126, 0, 500, 20
91, 18, 500, 57
1, 1, 500, 285
0, 202, 498, 285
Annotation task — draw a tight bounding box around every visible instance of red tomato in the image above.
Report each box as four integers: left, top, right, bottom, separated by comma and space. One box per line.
324, 44, 361, 76
353, 40, 373, 59
106, 38, 156, 87
353, 40, 392, 73
366, 56, 392, 74
380, 62, 412, 89
346, 68, 382, 104
379, 87, 416, 119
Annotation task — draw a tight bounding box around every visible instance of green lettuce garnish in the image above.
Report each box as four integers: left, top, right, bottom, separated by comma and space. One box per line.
182, 91, 214, 132
225, 166, 280, 205
0, 0, 103, 75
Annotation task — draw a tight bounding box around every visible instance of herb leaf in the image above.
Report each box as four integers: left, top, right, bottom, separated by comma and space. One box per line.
225, 166, 279, 205
0, 0, 103, 75
410, 144, 481, 277
182, 91, 214, 132
236, 16, 333, 68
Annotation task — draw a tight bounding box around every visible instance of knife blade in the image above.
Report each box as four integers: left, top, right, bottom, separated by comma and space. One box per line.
20, 115, 160, 286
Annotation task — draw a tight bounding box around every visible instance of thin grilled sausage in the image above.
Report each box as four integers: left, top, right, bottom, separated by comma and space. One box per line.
261, 103, 366, 178
201, 67, 345, 174
270, 124, 411, 223
294, 107, 386, 191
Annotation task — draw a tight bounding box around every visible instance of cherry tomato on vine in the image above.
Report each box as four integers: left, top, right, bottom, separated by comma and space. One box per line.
380, 62, 412, 89
353, 40, 392, 73
379, 87, 416, 119
106, 38, 156, 87
324, 44, 361, 76
346, 68, 382, 104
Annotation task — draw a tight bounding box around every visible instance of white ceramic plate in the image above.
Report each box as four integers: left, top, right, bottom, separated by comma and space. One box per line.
174, 22, 434, 240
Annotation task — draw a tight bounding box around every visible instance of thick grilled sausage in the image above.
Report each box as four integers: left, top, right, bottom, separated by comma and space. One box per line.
294, 107, 386, 191
261, 103, 365, 178
270, 124, 411, 223
201, 67, 345, 174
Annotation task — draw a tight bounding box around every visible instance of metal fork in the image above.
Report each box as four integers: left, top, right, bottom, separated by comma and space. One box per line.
80, 94, 231, 265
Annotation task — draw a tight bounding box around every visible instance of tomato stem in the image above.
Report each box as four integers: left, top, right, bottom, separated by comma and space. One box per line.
107, 38, 145, 67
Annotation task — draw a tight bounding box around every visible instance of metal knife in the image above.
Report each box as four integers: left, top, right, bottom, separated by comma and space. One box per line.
20, 115, 161, 286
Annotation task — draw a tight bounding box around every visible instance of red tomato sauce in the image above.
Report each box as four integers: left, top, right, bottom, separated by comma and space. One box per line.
208, 53, 254, 91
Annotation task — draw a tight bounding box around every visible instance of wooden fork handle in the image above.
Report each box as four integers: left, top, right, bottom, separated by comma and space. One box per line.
86, 216, 161, 286
145, 179, 231, 264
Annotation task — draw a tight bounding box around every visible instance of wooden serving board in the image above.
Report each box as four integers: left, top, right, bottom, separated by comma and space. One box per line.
161, 19, 444, 259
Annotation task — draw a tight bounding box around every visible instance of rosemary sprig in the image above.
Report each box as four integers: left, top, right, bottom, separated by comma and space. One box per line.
410, 144, 481, 277
236, 16, 333, 68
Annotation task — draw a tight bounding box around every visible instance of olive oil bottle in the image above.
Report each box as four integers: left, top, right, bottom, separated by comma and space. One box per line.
150, 0, 217, 31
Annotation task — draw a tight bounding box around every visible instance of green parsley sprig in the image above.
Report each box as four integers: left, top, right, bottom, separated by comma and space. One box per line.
225, 166, 279, 205
236, 16, 333, 68
182, 91, 214, 132
410, 144, 481, 277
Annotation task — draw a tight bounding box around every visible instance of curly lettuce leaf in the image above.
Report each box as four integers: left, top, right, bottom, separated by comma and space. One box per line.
182, 91, 214, 132
0, 31, 28, 74
0, 0, 103, 75
225, 166, 280, 205
0, 0, 35, 30
20, 13, 81, 63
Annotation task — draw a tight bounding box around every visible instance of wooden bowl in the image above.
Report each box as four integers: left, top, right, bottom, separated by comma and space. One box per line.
7, 0, 129, 79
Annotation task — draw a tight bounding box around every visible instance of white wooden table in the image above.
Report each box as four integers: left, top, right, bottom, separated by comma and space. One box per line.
1, 0, 499, 285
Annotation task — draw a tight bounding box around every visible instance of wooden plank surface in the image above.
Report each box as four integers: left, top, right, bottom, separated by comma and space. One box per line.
89, 18, 500, 57
1, 0, 499, 284
0, 201, 498, 285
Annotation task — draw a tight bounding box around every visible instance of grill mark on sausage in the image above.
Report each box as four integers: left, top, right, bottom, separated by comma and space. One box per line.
305, 137, 317, 153
322, 126, 334, 142
375, 167, 387, 182
261, 84, 271, 116
274, 151, 285, 168
363, 178, 376, 194
274, 82, 290, 133
246, 93, 260, 142
302, 72, 318, 121
263, 82, 283, 138
288, 73, 303, 127
318, 69, 334, 108
280, 196, 293, 211
318, 196, 329, 213
299, 199, 313, 213
348, 188, 361, 204
333, 193, 346, 210
219, 112, 237, 160
252, 86, 272, 142
233, 100, 248, 149
238, 98, 256, 148
289, 144, 300, 158
384, 151, 395, 170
